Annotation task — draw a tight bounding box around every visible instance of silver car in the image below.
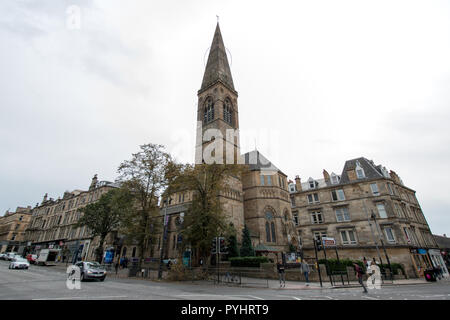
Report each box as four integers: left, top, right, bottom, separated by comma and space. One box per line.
9, 257, 30, 269
74, 261, 107, 281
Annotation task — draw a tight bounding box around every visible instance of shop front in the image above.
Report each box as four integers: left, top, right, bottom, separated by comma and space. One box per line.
428, 249, 449, 278
409, 248, 433, 277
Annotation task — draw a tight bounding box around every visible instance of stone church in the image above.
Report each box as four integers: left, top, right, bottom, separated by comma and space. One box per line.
159, 23, 297, 262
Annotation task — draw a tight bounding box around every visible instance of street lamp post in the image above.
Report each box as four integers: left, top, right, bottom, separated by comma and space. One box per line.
360, 193, 384, 269
371, 211, 393, 280
158, 198, 170, 280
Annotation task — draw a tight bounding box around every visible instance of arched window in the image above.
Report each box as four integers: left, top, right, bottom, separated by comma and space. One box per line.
203, 98, 214, 124
223, 98, 232, 125
271, 222, 276, 242
265, 222, 271, 242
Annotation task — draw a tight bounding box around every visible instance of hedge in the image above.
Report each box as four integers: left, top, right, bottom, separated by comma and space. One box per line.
318, 258, 364, 274
379, 263, 405, 275
317, 259, 405, 276
229, 256, 270, 267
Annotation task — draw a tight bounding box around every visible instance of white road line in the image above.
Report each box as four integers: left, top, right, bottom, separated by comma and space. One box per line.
175, 294, 264, 300
33, 295, 127, 300
238, 295, 264, 300
363, 296, 379, 300
292, 296, 301, 300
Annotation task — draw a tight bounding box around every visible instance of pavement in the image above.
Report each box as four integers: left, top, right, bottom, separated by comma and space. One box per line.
1, 260, 449, 300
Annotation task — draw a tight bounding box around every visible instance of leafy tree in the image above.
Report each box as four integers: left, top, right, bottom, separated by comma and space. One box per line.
117, 143, 174, 265
227, 234, 239, 258
76, 188, 133, 263
174, 163, 244, 265
240, 225, 255, 257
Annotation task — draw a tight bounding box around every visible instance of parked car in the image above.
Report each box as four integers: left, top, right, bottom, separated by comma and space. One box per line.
26, 254, 38, 264
9, 257, 30, 269
6, 253, 19, 261
0, 253, 8, 260
73, 261, 107, 281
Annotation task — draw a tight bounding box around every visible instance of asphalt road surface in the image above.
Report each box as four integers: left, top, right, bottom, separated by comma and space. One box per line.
1, 260, 449, 300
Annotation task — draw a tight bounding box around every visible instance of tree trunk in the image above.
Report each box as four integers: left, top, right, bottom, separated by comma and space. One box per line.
97, 236, 106, 264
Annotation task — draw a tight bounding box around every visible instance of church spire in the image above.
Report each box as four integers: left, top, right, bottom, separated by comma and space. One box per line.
200, 23, 235, 93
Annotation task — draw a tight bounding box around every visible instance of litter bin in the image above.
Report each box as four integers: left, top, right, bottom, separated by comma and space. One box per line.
424, 269, 436, 282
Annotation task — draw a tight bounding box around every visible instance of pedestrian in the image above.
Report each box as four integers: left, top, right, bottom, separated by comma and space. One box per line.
277, 261, 286, 288
115, 261, 119, 274
167, 260, 172, 270
353, 263, 368, 293
363, 257, 368, 269
300, 260, 310, 286
372, 257, 377, 266
124, 257, 128, 269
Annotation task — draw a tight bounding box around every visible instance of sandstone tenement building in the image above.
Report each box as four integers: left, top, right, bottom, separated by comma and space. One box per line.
0, 206, 32, 253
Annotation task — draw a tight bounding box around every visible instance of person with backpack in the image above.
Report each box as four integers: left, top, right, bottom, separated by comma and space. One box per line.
353, 262, 368, 293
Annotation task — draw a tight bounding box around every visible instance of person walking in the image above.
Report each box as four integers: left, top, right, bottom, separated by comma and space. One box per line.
277, 261, 286, 288
300, 260, 310, 286
115, 261, 119, 275
353, 263, 368, 293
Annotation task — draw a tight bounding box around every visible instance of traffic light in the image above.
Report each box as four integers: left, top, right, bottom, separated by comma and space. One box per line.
219, 237, 227, 254
211, 237, 217, 254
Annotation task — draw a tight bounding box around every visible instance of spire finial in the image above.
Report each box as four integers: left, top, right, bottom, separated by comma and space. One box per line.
216, 15, 219, 23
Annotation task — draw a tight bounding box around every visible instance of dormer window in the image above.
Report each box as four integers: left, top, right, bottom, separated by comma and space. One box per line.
331, 173, 340, 185
308, 178, 317, 189
355, 161, 365, 179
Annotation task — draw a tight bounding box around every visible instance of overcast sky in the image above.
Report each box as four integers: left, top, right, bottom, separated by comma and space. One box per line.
1, 0, 449, 235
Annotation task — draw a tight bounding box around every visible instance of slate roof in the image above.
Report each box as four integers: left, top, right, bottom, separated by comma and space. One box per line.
339, 157, 386, 184
200, 23, 235, 93
434, 235, 450, 249
243, 150, 284, 175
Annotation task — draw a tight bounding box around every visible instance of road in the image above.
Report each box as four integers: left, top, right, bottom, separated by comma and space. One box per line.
1, 260, 449, 300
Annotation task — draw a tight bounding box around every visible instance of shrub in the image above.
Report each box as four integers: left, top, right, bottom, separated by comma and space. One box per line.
229, 256, 269, 268
318, 258, 364, 275
379, 263, 405, 275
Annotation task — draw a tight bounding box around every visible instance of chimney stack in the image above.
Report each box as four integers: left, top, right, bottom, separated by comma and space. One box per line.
89, 174, 98, 190
323, 169, 330, 183
295, 175, 302, 192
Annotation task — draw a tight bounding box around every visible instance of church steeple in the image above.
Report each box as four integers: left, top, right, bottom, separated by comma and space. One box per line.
200, 23, 235, 93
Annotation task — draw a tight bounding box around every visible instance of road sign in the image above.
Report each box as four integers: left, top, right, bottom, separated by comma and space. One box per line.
322, 237, 336, 247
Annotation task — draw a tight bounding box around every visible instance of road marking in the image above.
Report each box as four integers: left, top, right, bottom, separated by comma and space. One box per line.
175, 294, 264, 300
240, 295, 264, 300
33, 295, 128, 300
292, 296, 301, 300
363, 296, 379, 300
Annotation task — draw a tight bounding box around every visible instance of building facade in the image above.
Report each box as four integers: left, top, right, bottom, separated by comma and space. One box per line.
0, 206, 32, 253
288, 157, 442, 278
25, 175, 120, 262
154, 23, 297, 263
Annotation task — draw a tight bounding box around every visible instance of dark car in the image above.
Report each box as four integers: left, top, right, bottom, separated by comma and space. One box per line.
74, 261, 107, 282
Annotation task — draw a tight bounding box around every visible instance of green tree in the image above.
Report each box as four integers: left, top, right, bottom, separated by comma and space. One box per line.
117, 143, 174, 265
240, 225, 255, 257
227, 234, 239, 258
76, 188, 133, 263
175, 163, 243, 264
